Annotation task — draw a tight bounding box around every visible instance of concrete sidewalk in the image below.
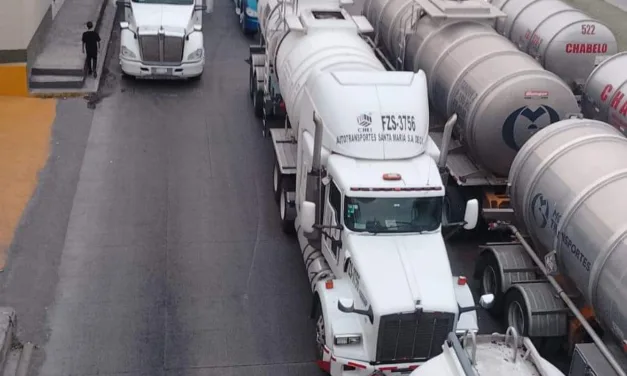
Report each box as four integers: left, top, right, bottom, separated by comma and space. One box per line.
32, 0, 108, 72
28, 0, 115, 93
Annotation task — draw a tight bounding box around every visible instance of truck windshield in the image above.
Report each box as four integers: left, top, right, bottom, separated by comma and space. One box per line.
344, 196, 443, 233
131, 0, 194, 4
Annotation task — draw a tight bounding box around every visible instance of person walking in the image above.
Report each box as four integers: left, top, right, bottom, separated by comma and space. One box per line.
82, 21, 101, 78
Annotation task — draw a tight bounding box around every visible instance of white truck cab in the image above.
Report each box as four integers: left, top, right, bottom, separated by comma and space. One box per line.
117, 0, 205, 79
275, 71, 482, 374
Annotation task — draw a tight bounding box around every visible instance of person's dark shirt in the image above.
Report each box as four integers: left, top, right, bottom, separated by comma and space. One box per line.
82, 30, 101, 56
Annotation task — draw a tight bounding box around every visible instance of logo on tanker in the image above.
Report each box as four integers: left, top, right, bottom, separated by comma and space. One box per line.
502, 105, 560, 151
356, 113, 373, 128
530, 193, 549, 229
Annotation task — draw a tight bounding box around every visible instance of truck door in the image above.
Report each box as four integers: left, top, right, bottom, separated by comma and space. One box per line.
322, 182, 342, 274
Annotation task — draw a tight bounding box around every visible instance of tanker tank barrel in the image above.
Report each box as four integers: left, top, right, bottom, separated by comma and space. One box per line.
488, 221, 627, 376
362, 0, 580, 177
489, 0, 618, 88
504, 118, 627, 376
582, 52, 627, 134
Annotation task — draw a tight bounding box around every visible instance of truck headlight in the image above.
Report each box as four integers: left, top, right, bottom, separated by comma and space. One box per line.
245, 7, 257, 17
187, 48, 203, 61
121, 46, 136, 59
334, 334, 362, 345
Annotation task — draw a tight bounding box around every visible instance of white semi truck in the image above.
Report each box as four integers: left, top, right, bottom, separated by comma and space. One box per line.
116, 0, 206, 79
247, 0, 486, 374
362, 0, 581, 229
474, 118, 627, 376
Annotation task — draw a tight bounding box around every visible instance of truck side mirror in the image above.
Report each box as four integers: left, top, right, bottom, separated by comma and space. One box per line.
120, 21, 130, 29
338, 298, 374, 323
338, 298, 354, 312
301, 201, 316, 233
479, 293, 495, 309
463, 199, 479, 230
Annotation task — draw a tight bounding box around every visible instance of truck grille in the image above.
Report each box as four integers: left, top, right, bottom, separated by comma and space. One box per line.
376, 311, 455, 363
139, 34, 184, 64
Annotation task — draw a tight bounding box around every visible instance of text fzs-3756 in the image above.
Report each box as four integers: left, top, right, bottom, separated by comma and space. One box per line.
381, 114, 416, 132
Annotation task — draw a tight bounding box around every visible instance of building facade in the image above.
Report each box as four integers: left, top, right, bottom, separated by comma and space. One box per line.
0, 0, 60, 96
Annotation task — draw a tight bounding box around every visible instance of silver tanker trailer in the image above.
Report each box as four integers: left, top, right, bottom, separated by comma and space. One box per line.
486, 0, 618, 94
582, 52, 627, 136
361, 0, 580, 227
474, 118, 627, 376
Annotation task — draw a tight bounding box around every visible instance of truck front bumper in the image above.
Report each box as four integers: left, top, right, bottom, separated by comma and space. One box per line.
322, 348, 421, 376
119, 58, 204, 79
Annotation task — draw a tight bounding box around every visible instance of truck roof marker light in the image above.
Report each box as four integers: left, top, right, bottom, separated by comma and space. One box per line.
325, 280, 334, 289
383, 173, 402, 181
458, 276, 467, 285
349, 187, 442, 192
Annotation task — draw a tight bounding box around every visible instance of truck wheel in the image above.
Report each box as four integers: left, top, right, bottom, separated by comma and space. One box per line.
279, 186, 295, 234
252, 79, 264, 119
248, 65, 254, 100
443, 185, 466, 225
273, 162, 283, 204
504, 288, 530, 337
314, 302, 327, 362
475, 252, 504, 317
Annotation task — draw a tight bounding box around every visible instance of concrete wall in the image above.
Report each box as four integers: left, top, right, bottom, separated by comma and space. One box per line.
0, 0, 53, 96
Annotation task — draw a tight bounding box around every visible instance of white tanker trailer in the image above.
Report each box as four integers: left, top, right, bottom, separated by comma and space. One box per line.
582, 52, 627, 135
474, 118, 627, 376
362, 0, 580, 227
408, 327, 566, 376
486, 0, 618, 93
247, 0, 488, 374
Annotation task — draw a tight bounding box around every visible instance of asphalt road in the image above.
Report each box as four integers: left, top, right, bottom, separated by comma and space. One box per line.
0, 1, 502, 375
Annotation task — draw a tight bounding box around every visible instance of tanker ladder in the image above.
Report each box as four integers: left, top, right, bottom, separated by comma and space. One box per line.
481, 222, 627, 376
441, 327, 565, 376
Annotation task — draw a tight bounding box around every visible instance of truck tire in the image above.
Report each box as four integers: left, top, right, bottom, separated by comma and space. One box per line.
475, 252, 504, 317
314, 302, 327, 363
248, 65, 254, 100
252, 76, 263, 119
279, 186, 295, 234
504, 288, 530, 337
273, 162, 283, 204
443, 185, 466, 225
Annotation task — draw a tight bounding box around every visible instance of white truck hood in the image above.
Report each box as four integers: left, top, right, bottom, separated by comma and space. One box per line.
345, 232, 458, 316
131, 3, 194, 29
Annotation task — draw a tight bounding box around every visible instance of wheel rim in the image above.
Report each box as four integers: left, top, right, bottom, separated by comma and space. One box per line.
315, 313, 326, 359
273, 165, 279, 193
280, 191, 286, 220
508, 301, 525, 335
482, 266, 497, 295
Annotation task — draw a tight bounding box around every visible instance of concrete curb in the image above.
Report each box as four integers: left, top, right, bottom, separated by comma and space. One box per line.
30, 92, 90, 99
0, 307, 16, 368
